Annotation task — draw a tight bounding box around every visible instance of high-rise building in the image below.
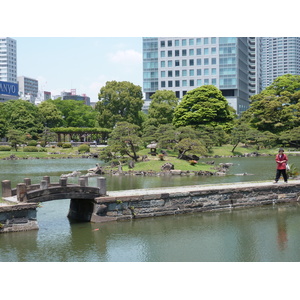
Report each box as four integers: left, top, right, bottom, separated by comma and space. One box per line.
0, 37, 18, 102
143, 37, 250, 115
0, 37, 17, 83
18, 76, 39, 103
259, 37, 300, 90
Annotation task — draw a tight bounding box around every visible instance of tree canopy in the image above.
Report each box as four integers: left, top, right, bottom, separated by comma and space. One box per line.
51, 99, 97, 127
145, 90, 178, 127
95, 81, 144, 129
172, 85, 236, 130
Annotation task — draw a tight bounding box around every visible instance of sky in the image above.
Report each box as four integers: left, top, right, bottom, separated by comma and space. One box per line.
14, 37, 143, 103
3, 1, 299, 106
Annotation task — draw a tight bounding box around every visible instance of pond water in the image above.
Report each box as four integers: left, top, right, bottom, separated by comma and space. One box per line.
1, 155, 300, 262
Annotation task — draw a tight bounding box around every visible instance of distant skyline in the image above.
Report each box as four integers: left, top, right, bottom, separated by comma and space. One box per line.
14, 37, 143, 103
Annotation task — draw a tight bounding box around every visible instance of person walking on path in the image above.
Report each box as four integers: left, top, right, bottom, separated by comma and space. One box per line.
274, 148, 288, 183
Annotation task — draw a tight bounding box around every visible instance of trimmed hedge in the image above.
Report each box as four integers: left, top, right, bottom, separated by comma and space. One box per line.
23, 146, 46, 152
78, 144, 90, 153
0, 145, 12, 151
62, 143, 72, 148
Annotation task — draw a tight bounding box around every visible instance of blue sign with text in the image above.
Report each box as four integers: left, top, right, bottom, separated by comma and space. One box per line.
0, 81, 19, 96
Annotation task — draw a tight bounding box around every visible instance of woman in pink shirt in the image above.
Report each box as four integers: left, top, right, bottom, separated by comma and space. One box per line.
274, 148, 288, 183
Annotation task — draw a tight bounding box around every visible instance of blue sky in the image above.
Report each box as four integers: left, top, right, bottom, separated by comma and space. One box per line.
14, 37, 143, 102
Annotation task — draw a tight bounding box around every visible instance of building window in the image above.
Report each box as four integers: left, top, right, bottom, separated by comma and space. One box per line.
197, 59, 201, 65
204, 69, 209, 75
168, 60, 172, 67
204, 79, 209, 84
182, 39, 187, 46
175, 50, 180, 56
175, 40, 179, 46
211, 47, 216, 54
212, 78, 217, 85
189, 38, 194, 46
189, 49, 194, 56
196, 48, 201, 55
161, 51, 165, 57
197, 79, 202, 86
161, 41, 165, 47
168, 81, 173, 87
211, 68, 216, 75
212, 58, 217, 65
182, 60, 187, 66
204, 48, 209, 55
197, 69, 201, 76
182, 70, 187, 76
161, 61, 165, 67
204, 38, 209, 44
196, 38, 201, 45
182, 80, 187, 86
211, 37, 216, 44
161, 81, 165, 87
190, 80, 194, 86
168, 40, 172, 47
168, 50, 172, 57
175, 70, 180, 77
182, 49, 187, 56
168, 71, 173, 77
161, 71, 165, 77
189, 59, 194, 66
175, 60, 180, 66
204, 58, 209, 65
189, 69, 194, 76
175, 80, 180, 87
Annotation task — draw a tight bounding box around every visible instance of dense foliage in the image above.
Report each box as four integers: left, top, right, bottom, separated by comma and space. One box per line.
2, 76, 300, 160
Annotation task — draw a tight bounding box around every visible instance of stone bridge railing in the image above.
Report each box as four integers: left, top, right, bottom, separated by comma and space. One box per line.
1, 176, 107, 203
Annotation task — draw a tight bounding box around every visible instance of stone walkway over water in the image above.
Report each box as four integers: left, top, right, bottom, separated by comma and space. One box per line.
2, 177, 300, 232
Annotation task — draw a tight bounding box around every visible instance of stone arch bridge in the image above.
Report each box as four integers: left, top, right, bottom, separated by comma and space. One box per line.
1, 176, 107, 223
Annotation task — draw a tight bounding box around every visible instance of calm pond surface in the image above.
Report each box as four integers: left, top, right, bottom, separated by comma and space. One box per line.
1, 155, 300, 262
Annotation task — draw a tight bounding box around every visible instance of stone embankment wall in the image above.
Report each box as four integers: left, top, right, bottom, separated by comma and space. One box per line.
0, 203, 39, 233
91, 182, 300, 223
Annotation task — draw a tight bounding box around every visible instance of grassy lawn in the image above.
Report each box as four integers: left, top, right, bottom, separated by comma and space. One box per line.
121, 155, 214, 172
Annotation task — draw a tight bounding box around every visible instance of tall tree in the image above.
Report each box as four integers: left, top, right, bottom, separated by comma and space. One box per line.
51, 99, 97, 127
254, 74, 300, 98
146, 90, 178, 126
96, 81, 144, 129
0, 99, 42, 139
38, 101, 64, 128
172, 85, 236, 130
105, 121, 142, 162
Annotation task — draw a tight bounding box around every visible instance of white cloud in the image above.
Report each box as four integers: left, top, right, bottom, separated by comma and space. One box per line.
108, 49, 142, 64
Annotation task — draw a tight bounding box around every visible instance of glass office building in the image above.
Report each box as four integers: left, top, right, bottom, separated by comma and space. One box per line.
143, 37, 250, 115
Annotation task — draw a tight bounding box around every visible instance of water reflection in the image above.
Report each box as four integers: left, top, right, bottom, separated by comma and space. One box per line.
276, 207, 288, 251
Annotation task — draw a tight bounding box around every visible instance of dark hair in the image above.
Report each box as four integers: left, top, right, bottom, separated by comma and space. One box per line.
279, 148, 284, 152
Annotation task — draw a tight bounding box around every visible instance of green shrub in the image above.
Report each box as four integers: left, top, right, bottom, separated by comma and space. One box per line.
23, 146, 46, 152
78, 144, 90, 153
27, 140, 38, 146
62, 143, 72, 148
23, 146, 39, 152
0, 145, 11, 151
57, 142, 63, 147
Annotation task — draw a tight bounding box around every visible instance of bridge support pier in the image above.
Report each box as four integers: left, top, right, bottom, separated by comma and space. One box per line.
67, 198, 95, 222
